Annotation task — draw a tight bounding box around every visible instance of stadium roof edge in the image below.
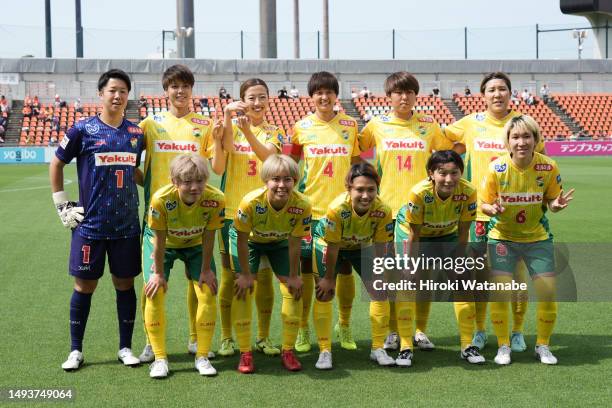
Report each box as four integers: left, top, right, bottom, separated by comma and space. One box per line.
1, 58, 611, 75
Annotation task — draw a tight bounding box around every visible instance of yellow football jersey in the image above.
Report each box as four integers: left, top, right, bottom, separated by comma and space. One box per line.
291, 113, 361, 219
233, 187, 312, 244
360, 112, 454, 217
148, 183, 225, 249
139, 111, 214, 210
216, 121, 283, 220
396, 178, 477, 238
315, 192, 394, 250
444, 110, 544, 221
481, 153, 562, 243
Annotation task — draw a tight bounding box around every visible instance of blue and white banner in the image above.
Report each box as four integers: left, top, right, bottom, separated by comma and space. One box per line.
0, 147, 46, 163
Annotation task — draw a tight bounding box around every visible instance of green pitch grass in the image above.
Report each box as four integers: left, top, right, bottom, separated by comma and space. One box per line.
1, 157, 611, 407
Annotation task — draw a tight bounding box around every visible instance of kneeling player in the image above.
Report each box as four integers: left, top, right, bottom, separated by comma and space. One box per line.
481, 115, 573, 365
50, 69, 144, 371
395, 150, 484, 365
230, 154, 310, 373
144, 154, 225, 378
313, 162, 395, 369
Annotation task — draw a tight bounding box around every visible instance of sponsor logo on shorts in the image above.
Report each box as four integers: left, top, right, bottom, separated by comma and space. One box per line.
60, 135, 70, 149
382, 138, 426, 151
452, 194, 468, 201
339, 119, 355, 127
307, 144, 349, 156
128, 126, 143, 134
495, 163, 507, 172
165, 200, 178, 211
424, 220, 457, 229
500, 193, 543, 205
534, 163, 553, 171
255, 203, 267, 214
191, 118, 210, 126
94, 152, 137, 166
154, 140, 199, 153
496, 242, 508, 257
254, 229, 289, 239
169, 226, 206, 238
287, 206, 304, 215
85, 123, 100, 134
475, 139, 505, 152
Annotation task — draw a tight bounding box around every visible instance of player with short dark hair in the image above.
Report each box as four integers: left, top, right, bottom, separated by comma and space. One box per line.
50, 68, 144, 371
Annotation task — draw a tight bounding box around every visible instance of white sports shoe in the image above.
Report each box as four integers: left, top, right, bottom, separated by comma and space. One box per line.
383, 332, 399, 351
195, 357, 217, 376
461, 345, 486, 364
414, 332, 435, 351
62, 350, 83, 371
139, 344, 154, 363
188, 341, 216, 359
494, 345, 512, 365
395, 349, 413, 367
370, 348, 396, 366
118, 348, 140, 366
149, 359, 169, 379
315, 351, 333, 370
535, 345, 558, 365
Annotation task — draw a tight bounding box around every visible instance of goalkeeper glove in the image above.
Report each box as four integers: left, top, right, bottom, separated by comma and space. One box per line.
52, 191, 84, 229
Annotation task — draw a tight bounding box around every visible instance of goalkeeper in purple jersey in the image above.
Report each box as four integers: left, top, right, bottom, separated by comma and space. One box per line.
49, 69, 145, 371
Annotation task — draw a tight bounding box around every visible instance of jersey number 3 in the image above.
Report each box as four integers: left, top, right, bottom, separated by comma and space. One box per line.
247, 160, 257, 176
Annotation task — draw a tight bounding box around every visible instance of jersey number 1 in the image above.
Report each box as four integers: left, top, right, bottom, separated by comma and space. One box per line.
115, 170, 124, 188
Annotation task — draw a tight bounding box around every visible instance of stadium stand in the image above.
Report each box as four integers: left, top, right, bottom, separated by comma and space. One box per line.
353, 96, 456, 126
551, 94, 612, 139
454, 94, 572, 140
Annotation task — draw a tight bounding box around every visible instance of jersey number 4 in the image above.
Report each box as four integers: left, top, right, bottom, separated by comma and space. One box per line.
323, 162, 334, 177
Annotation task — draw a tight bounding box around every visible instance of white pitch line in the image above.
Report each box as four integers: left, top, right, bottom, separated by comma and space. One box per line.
0, 178, 73, 193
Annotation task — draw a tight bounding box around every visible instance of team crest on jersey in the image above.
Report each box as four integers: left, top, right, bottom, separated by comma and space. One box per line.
536, 176, 544, 187
255, 203, 267, 214
340, 210, 351, 219
418, 126, 427, 136
475, 113, 486, 122
300, 119, 313, 129
423, 193, 434, 204
165, 200, 178, 211
193, 128, 202, 138
153, 115, 163, 123
495, 163, 507, 173
85, 123, 100, 134
341, 130, 350, 140
130, 137, 138, 149
380, 115, 390, 122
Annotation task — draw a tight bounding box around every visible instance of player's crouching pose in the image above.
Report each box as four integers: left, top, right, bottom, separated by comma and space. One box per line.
312, 162, 395, 370
230, 154, 310, 373
50, 69, 144, 371
144, 154, 225, 378
481, 115, 574, 365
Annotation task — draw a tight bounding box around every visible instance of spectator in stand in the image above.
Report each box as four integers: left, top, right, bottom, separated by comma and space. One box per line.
464, 85, 472, 96
0, 114, 7, 143
0, 95, 9, 113
511, 89, 520, 106
49, 134, 58, 146
351, 88, 358, 99
363, 112, 372, 122
138, 94, 148, 109
32, 96, 40, 112
24, 95, 32, 108
290, 85, 299, 99
22, 104, 32, 118
432, 87, 440, 97
526, 93, 535, 106
521, 89, 530, 102
219, 86, 231, 100
74, 98, 83, 113
540, 84, 550, 103
359, 86, 371, 98
45, 106, 54, 123
199, 97, 209, 110
278, 86, 289, 99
